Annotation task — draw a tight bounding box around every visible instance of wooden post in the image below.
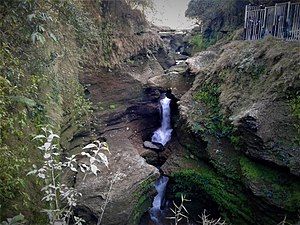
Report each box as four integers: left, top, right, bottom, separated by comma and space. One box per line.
273, 3, 278, 36
244, 5, 249, 40
285, 2, 291, 38
262, 7, 267, 38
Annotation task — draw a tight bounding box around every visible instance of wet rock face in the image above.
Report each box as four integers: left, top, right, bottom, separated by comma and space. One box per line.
153, 47, 176, 70
181, 38, 300, 176
76, 128, 159, 225
166, 38, 300, 224
65, 51, 166, 224
232, 102, 300, 176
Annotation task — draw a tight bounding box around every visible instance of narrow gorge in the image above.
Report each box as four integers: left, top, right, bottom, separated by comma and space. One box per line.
0, 1, 299, 225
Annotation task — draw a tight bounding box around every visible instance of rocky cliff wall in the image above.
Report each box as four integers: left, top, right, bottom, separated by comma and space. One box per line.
160, 37, 300, 225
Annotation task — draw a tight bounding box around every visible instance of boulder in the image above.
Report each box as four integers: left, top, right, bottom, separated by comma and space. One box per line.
140, 148, 159, 166
147, 72, 194, 99
143, 141, 162, 151
152, 47, 176, 70
76, 129, 159, 225
186, 51, 217, 74
167, 63, 188, 75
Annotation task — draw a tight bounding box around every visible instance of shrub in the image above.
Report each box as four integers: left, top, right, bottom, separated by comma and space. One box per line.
27, 127, 109, 224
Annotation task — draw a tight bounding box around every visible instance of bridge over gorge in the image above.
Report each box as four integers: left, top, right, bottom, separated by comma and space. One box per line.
244, 2, 300, 41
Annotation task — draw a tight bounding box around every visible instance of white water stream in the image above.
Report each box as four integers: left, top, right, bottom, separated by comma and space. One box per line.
151, 96, 173, 146
149, 95, 173, 224
149, 176, 169, 224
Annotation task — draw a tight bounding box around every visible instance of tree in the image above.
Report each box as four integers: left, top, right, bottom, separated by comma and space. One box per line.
125, 0, 154, 13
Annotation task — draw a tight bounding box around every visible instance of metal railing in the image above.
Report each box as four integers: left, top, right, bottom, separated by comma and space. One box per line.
244, 2, 300, 41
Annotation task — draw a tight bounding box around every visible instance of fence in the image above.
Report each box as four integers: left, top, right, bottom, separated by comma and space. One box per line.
244, 2, 300, 41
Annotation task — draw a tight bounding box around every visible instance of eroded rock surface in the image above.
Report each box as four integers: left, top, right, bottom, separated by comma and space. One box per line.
186, 51, 218, 74
76, 128, 159, 225
166, 38, 300, 225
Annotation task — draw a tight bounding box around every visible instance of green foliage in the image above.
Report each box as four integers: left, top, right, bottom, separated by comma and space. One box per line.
229, 134, 241, 147
61, 1, 113, 67
100, 21, 114, 64
0, 147, 26, 200
0, 0, 93, 222
0, 214, 26, 225
129, 177, 156, 225
237, 62, 266, 80
240, 157, 300, 211
291, 95, 300, 120
290, 94, 300, 145
194, 84, 219, 111
0, 42, 47, 221
250, 65, 266, 79
193, 84, 235, 138
185, 0, 248, 38
172, 168, 253, 224
189, 34, 218, 53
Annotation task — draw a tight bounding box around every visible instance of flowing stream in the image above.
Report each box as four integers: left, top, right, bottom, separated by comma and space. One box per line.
151, 95, 173, 146
149, 176, 169, 224
149, 94, 172, 224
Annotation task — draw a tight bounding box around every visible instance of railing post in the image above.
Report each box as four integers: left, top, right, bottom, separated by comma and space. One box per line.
273, 3, 278, 36
262, 7, 267, 38
244, 5, 249, 40
286, 2, 291, 39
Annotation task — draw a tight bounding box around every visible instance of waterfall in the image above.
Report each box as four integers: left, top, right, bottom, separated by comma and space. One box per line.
148, 95, 172, 224
151, 95, 173, 146
149, 176, 169, 224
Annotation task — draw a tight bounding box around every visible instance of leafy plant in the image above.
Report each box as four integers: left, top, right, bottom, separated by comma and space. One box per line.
0, 214, 26, 225
27, 127, 109, 225
189, 35, 216, 53
193, 84, 235, 138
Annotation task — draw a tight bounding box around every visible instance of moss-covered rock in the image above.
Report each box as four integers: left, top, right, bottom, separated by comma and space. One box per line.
129, 176, 157, 225
180, 37, 300, 175
240, 157, 300, 212
171, 166, 253, 224
170, 37, 300, 224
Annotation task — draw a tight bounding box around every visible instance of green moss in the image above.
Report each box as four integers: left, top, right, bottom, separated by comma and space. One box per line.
209, 151, 241, 181
171, 167, 253, 224
189, 34, 218, 53
193, 84, 235, 138
229, 134, 241, 147
194, 84, 220, 111
129, 177, 156, 225
290, 94, 300, 145
250, 64, 266, 79
240, 157, 300, 211
291, 95, 300, 120
0, 1, 94, 222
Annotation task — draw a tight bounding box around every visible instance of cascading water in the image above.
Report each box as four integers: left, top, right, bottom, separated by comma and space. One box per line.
148, 94, 172, 224
149, 176, 169, 224
151, 95, 173, 146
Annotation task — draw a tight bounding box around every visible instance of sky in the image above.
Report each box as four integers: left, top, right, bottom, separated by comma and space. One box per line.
145, 0, 196, 30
